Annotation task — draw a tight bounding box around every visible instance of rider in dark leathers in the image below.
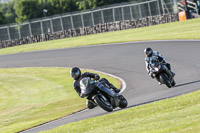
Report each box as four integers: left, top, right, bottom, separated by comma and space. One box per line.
144, 47, 175, 84
70, 67, 120, 109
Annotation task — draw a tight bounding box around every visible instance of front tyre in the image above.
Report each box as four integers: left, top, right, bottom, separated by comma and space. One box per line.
171, 79, 176, 86
94, 95, 113, 112
118, 95, 128, 109
160, 73, 171, 88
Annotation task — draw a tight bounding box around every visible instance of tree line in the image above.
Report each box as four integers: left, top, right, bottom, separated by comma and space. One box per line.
0, 0, 138, 25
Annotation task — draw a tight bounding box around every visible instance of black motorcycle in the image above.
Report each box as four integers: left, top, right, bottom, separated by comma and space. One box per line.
150, 59, 175, 88
80, 77, 128, 112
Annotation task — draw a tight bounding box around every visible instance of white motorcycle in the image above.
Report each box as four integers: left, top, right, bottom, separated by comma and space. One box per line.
150, 59, 175, 88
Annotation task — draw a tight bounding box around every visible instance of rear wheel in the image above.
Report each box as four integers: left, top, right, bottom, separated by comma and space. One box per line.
160, 73, 171, 88
94, 95, 113, 112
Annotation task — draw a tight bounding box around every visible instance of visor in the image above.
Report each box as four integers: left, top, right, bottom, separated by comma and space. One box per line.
71, 71, 80, 79
146, 51, 152, 56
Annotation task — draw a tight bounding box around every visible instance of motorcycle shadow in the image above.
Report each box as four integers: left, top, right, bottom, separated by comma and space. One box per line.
95, 107, 128, 114
174, 80, 200, 87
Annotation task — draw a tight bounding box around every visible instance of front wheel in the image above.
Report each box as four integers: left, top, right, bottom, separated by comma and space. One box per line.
160, 73, 171, 88
171, 79, 176, 86
118, 95, 128, 109
94, 95, 113, 112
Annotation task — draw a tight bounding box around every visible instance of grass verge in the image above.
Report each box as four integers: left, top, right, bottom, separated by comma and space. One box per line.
0, 67, 121, 133
41, 89, 200, 133
0, 18, 200, 55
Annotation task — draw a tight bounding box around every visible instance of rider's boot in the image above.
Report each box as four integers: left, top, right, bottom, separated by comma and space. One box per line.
87, 100, 96, 109
110, 84, 120, 93
100, 78, 120, 93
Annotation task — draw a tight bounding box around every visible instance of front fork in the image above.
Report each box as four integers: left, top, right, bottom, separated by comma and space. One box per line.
163, 65, 173, 81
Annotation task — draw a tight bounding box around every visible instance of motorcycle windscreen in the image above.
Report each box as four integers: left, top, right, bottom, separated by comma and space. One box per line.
80, 77, 93, 96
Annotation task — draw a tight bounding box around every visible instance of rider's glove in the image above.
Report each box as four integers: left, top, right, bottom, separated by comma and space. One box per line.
148, 70, 150, 75
80, 93, 85, 98
94, 74, 100, 80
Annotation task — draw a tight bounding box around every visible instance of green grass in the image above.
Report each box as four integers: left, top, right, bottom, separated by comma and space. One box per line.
41, 89, 200, 133
0, 67, 121, 133
0, 18, 200, 55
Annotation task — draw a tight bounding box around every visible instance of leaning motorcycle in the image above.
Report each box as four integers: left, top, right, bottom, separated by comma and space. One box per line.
150, 59, 175, 88
80, 77, 128, 112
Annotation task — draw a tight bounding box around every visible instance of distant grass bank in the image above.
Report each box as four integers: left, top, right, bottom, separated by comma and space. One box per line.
42, 89, 200, 133
0, 67, 121, 133
0, 18, 200, 55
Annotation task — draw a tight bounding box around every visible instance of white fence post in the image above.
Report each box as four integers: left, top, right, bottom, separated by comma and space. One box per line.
40, 21, 44, 34
7, 26, 11, 40
60, 16, 64, 31
29, 22, 32, 36
50, 18, 54, 33
121, 7, 124, 21
130, 6, 133, 20
91, 12, 95, 26
157, 0, 161, 15
18, 25, 21, 39
113, 8, 115, 22
81, 14, 84, 28
161, 0, 165, 14
139, 4, 142, 18
101, 10, 105, 24
70, 15, 74, 29
148, 3, 152, 16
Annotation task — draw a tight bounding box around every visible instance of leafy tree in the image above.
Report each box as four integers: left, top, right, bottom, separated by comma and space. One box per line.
76, 0, 98, 10
14, 0, 42, 23
43, 0, 78, 16
0, 0, 17, 24
76, 0, 130, 10
0, 10, 7, 24
1, 0, 13, 2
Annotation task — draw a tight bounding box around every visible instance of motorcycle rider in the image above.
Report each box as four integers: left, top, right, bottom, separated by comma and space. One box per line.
144, 47, 175, 84
70, 67, 120, 109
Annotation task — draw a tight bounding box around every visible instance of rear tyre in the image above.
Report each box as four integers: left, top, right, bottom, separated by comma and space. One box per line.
94, 95, 113, 112
160, 73, 171, 88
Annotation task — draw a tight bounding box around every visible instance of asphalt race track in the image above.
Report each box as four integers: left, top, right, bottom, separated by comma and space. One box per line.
0, 40, 200, 133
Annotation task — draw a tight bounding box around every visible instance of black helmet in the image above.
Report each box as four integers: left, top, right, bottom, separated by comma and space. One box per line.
70, 67, 81, 80
144, 47, 153, 57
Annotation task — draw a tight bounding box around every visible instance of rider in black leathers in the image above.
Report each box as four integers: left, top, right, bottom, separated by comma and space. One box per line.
70, 67, 120, 109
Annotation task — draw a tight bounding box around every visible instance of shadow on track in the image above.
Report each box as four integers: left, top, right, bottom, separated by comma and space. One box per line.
175, 80, 200, 87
